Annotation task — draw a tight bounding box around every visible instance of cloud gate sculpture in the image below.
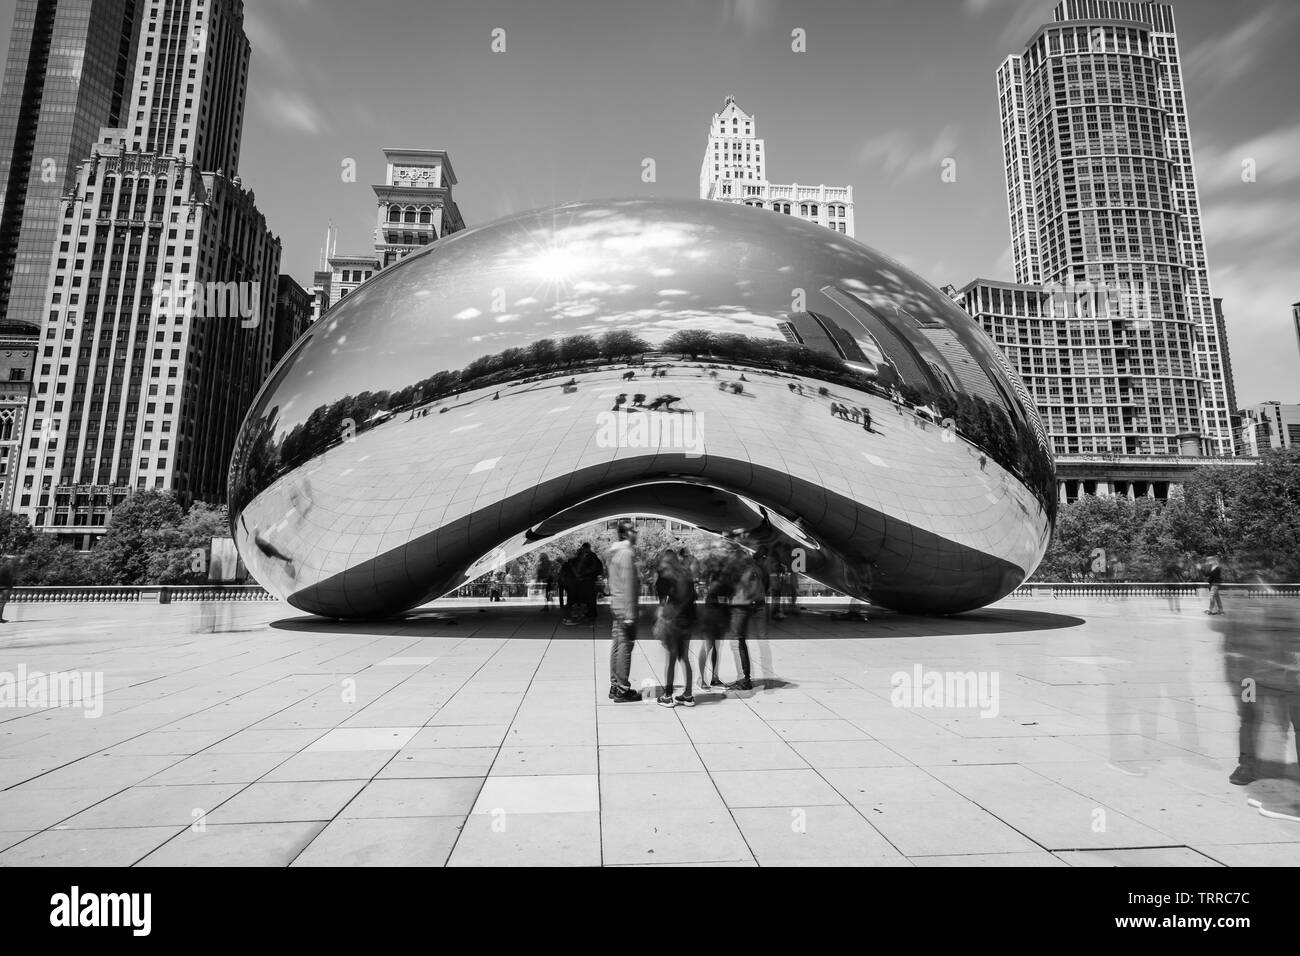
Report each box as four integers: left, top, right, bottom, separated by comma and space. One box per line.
229, 198, 1054, 619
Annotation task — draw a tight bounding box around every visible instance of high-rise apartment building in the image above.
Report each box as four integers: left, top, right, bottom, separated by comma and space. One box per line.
700, 96, 854, 237
976, 0, 1235, 457
1236, 402, 1300, 457
13, 0, 281, 545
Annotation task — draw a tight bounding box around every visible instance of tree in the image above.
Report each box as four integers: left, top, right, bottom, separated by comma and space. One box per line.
559, 334, 600, 365
88, 490, 185, 584
597, 330, 650, 362
16, 535, 96, 586
663, 329, 714, 360
0, 511, 34, 555
146, 501, 230, 584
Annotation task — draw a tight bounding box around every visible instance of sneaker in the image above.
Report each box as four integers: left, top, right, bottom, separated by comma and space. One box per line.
674, 694, 696, 707
1229, 764, 1257, 786
727, 678, 753, 692
609, 687, 640, 703
709, 677, 725, 688
656, 694, 676, 708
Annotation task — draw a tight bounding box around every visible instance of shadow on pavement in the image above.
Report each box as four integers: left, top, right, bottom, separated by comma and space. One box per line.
269, 604, 1086, 638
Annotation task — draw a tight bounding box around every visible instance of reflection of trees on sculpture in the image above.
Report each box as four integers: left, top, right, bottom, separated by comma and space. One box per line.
230, 323, 1055, 521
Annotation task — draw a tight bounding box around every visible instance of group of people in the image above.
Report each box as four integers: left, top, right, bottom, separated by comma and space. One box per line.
605, 520, 793, 707
539, 544, 605, 625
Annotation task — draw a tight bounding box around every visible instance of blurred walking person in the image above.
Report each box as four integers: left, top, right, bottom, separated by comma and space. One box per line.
696, 550, 728, 690
724, 545, 767, 691
606, 520, 642, 702
0, 554, 15, 623
653, 550, 697, 707
1205, 556, 1224, 616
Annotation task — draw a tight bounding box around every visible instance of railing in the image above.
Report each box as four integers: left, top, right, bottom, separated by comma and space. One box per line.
1011, 582, 1300, 598
10, 585, 275, 603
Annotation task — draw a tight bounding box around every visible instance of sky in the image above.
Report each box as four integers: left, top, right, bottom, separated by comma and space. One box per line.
1, 0, 1297, 405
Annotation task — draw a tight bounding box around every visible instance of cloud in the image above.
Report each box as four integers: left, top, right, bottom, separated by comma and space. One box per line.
1193, 117, 1300, 196
256, 89, 331, 136
721, 0, 781, 34
962, 0, 1050, 50
857, 125, 960, 181
1183, 5, 1295, 96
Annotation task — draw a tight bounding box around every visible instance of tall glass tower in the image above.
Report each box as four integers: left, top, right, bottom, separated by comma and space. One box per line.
994, 0, 1235, 456
0, 0, 141, 329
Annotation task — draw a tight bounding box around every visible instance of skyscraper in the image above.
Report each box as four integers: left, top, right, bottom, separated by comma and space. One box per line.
0, 0, 141, 330
0, 1, 143, 510
966, 0, 1235, 457
700, 96, 854, 237
13, 0, 280, 545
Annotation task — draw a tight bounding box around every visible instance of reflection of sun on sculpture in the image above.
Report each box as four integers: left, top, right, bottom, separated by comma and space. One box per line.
229, 198, 1055, 620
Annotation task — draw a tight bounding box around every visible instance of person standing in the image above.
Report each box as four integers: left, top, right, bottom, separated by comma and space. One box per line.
607, 520, 642, 702
575, 542, 604, 623
697, 554, 727, 690
653, 550, 697, 707
559, 557, 581, 625
0, 554, 15, 624
725, 546, 767, 691
1205, 557, 1224, 616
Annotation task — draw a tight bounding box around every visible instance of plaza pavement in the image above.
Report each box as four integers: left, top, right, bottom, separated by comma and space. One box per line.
0, 594, 1297, 867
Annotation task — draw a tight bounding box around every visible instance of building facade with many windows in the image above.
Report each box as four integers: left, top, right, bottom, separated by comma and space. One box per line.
699, 96, 854, 238
0, 0, 142, 332
988, 0, 1236, 458
1236, 402, 1300, 458
12, 0, 281, 545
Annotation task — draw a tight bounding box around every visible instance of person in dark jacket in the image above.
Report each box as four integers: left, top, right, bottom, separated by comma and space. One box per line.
574, 542, 604, 623
653, 549, 697, 707
559, 558, 581, 625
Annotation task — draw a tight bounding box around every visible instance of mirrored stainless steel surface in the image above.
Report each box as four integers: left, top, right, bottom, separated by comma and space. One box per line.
229, 198, 1055, 619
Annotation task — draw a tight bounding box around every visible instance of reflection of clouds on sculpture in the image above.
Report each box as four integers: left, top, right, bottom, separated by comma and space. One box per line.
230, 198, 1054, 620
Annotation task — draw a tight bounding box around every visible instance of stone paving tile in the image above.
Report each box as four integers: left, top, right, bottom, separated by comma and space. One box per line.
449, 811, 601, 867
730, 805, 910, 866
292, 817, 464, 867
3, 597, 1297, 866
0, 827, 181, 866
137, 822, 327, 867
